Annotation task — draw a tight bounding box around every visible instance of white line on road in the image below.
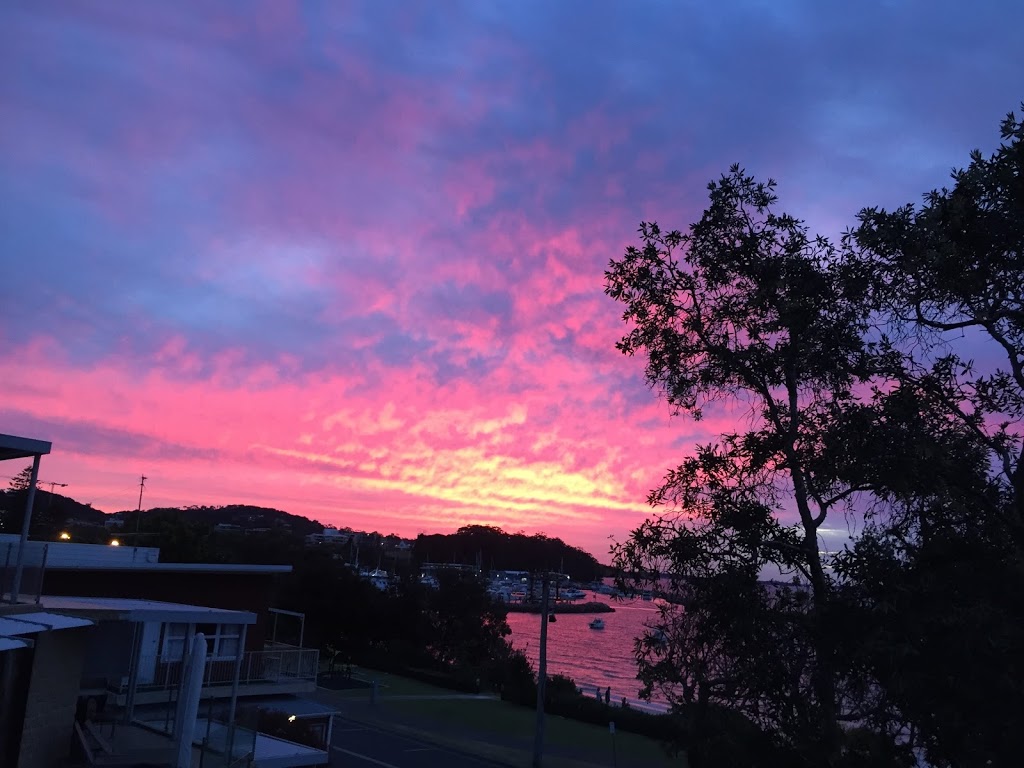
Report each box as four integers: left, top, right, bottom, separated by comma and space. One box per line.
331, 745, 401, 767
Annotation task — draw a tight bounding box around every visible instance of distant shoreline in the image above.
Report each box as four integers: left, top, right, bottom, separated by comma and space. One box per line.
506, 601, 615, 614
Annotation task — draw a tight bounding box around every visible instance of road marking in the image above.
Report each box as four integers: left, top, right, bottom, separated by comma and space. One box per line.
331, 745, 400, 767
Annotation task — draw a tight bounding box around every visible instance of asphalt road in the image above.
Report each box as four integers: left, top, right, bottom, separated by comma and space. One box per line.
329, 714, 511, 768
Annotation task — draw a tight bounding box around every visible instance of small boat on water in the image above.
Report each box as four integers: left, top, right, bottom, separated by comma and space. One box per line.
589, 618, 605, 630
559, 588, 587, 601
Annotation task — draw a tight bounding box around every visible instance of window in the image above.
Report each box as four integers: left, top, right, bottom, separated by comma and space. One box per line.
212, 624, 242, 659
159, 622, 243, 660
161, 623, 189, 659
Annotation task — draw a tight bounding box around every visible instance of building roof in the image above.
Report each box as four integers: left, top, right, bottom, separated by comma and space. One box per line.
46, 562, 292, 574
0, 536, 291, 574
0, 611, 93, 636
40, 595, 257, 625
0, 433, 51, 462
0, 611, 94, 635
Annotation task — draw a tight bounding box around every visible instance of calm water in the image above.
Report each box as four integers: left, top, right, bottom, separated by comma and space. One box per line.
505, 593, 669, 712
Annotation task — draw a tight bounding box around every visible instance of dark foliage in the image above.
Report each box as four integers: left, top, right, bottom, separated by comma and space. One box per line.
414, 525, 604, 581
0, 466, 64, 539
606, 106, 1024, 767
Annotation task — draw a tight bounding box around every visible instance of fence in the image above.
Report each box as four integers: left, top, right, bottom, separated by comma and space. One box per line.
114, 647, 320, 696
0, 541, 48, 603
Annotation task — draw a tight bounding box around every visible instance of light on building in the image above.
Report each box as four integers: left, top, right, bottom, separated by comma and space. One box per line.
288, 715, 297, 722
59, 531, 71, 541
109, 538, 121, 546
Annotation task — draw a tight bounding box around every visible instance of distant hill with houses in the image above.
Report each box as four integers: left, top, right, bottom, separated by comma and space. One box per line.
107, 504, 325, 537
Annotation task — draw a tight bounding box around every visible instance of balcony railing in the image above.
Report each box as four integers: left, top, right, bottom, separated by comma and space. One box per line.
0, 540, 48, 603
114, 647, 319, 696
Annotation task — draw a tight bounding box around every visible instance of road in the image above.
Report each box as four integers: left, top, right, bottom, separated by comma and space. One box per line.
329, 714, 511, 768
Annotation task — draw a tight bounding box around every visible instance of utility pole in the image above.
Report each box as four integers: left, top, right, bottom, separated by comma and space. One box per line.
137, 475, 147, 513
533, 571, 550, 768
41, 481, 68, 513
133, 475, 146, 560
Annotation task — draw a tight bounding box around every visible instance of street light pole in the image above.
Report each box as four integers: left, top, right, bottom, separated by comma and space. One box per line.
533, 572, 550, 768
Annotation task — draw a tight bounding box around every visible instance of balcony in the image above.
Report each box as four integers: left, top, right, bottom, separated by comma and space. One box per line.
111, 647, 320, 706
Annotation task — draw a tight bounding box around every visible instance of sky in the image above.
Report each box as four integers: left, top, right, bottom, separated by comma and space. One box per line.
1, 1, 1022, 560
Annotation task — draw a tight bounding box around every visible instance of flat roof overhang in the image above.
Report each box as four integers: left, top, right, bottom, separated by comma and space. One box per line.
44, 562, 292, 574
40, 595, 257, 625
0, 611, 94, 635
0, 433, 52, 462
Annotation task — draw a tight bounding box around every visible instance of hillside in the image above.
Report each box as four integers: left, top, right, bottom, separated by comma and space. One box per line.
414, 525, 606, 582
0, 488, 106, 534
115, 504, 324, 537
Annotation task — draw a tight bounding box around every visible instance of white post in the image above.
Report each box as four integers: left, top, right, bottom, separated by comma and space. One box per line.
9, 454, 41, 602
227, 624, 248, 758
173, 633, 208, 768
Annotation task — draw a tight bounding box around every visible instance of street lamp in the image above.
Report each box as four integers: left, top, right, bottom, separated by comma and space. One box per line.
58, 531, 71, 541
109, 539, 120, 547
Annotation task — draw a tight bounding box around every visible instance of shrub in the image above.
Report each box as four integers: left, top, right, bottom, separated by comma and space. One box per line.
497, 649, 537, 706
679, 704, 794, 768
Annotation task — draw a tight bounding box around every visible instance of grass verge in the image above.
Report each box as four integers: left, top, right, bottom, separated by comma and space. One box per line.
317, 666, 686, 768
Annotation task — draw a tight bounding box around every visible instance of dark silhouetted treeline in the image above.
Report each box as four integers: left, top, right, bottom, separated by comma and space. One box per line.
414, 524, 605, 581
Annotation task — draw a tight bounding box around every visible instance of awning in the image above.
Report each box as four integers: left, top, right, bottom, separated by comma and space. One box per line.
41, 596, 256, 625
0, 433, 52, 461
0, 637, 30, 651
0, 611, 94, 636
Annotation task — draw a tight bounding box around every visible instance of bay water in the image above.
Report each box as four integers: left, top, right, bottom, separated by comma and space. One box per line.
505, 593, 670, 712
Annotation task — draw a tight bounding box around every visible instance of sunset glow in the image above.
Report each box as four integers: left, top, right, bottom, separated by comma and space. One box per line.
2, 2, 1022, 558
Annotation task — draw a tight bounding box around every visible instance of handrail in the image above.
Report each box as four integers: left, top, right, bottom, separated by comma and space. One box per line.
112, 647, 320, 695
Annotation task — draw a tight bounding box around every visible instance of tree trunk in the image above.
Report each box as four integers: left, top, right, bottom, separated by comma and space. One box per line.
783, 370, 840, 764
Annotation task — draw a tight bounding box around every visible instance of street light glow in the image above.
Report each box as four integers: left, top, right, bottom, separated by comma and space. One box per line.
59, 531, 71, 541
109, 539, 120, 546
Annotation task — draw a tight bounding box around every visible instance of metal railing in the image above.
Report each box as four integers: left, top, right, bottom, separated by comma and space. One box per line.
0, 541, 48, 603
115, 647, 320, 695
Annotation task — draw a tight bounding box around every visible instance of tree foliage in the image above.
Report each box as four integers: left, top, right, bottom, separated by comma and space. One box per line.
606, 166, 872, 764
280, 552, 512, 689
607, 106, 1024, 767
834, 105, 1024, 768
414, 525, 604, 581
0, 464, 58, 539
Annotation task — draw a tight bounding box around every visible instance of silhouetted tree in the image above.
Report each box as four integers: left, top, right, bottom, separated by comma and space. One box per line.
606, 106, 1024, 767
606, 166, 875, 763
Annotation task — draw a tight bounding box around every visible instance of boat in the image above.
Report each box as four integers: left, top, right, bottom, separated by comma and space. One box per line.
559, 588, 587, 601
548, 613, 557, 623
360, 569, 392, 591
589, 618, 605, 630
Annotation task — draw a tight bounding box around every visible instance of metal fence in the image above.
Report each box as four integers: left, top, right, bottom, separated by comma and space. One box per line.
116, 647, 320, 695
0, 541, 48, 603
